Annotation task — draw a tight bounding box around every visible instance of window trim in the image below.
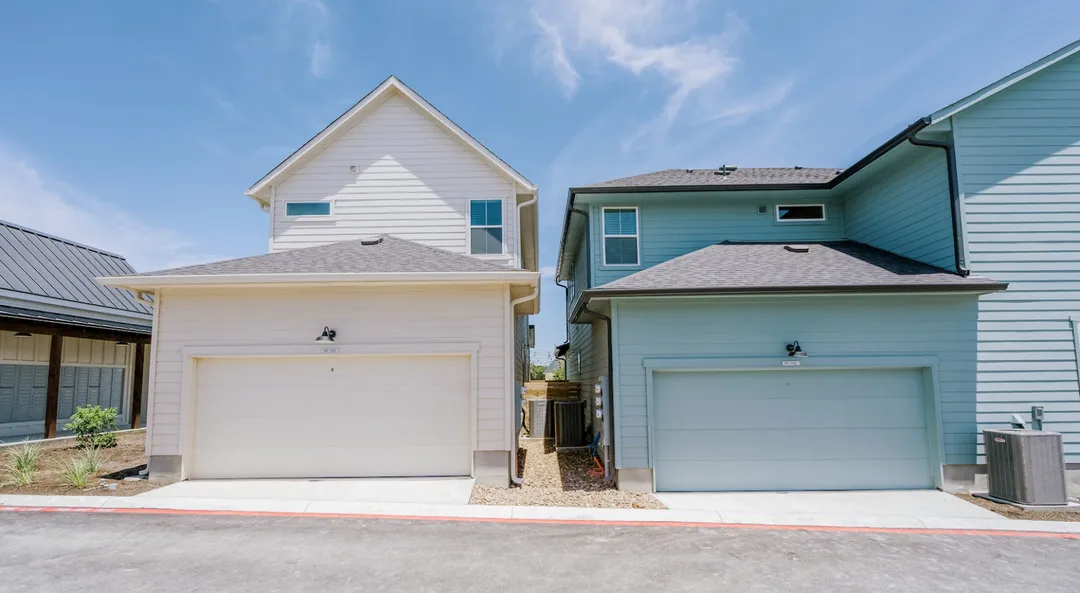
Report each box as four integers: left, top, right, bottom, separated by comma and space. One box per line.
467, 198, 506, 256
775, 203, 827, 223
283, 200, 334, 219
601, 206, 641, 267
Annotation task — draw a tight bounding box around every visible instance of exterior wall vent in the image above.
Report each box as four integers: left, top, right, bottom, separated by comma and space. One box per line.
360, 237, 384, 246
784, 245, 811, 253
984, 429, 1068, 505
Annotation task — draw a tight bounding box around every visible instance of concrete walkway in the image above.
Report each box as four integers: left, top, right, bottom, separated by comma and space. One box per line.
2, 492, 1079, 534
141, 478, 476, 505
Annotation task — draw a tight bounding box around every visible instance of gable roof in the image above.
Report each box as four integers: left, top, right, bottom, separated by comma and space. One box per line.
584, 167, 840, 189
587, 241, 1005, 297
929, 38, 1080, 124
0, 220, 152, 320
99, 234, 537, 291
246, 76, 536, 203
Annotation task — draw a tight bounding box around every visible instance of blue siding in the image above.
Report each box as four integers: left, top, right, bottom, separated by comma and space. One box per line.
841, 145, 956, 269
612, 295, 980, 470
581, 194, 846, 288
954, 51, 1080, 462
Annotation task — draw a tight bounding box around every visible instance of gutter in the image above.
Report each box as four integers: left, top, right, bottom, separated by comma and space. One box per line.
98, 271, 540, 291
515, 193, 538, 270
906, 130, 970, 276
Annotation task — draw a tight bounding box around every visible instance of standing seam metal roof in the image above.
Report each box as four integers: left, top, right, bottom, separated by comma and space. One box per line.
0, 220, 152, 317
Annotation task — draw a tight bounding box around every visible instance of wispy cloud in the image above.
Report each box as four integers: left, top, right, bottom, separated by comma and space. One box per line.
201, 85, 236, 112
540, 265, 557, 279
278, 0, 334, 77
309, 40, 332, 77
521, 0, 782, 148
0, 146, 219, 272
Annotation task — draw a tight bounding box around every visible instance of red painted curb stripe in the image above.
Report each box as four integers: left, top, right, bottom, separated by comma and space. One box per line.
3, 505, 1079, 539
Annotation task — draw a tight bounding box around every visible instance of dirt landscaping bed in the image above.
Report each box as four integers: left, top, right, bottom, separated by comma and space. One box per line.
470, 437, 665, 509
955, 494, 1080, 522
0, 430, 167, 497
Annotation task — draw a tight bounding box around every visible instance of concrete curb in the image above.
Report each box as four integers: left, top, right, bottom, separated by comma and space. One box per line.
2, 494, 1080, 535
0, 428, 145, 449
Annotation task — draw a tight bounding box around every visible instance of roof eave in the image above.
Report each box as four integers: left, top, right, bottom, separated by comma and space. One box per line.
584, 282, 1009, 300
98, 271, 540, 291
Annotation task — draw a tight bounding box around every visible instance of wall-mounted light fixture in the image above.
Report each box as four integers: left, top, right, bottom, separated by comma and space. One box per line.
786, 341, 807, 358
315, 327, 337, 344
13, 332, 32, 338
115, 340, 130, 346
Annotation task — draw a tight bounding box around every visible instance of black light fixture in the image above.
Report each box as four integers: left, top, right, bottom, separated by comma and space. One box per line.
786, 341, 807, 358
315, 326, 337, 344
115, 340, 130, 346
14, 332, 32, 338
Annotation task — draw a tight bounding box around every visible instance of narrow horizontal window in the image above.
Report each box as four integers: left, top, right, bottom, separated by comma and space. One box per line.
285, 201, 331, 216
776, 204, 825, 222
603, 207, 639, 266
470, 199, 504, 255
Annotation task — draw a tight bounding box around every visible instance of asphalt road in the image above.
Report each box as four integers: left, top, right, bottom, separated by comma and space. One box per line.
1, 511, 1079, 592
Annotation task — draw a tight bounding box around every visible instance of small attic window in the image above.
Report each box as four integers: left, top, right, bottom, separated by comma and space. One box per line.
285, 201, 332, 217
776, 204, 825, 222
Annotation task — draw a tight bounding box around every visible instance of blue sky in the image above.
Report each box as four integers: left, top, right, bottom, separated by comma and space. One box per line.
1, 0, 1078, 360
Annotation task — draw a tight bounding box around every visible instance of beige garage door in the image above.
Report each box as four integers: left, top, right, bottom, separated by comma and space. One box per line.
188, 355, 472, 479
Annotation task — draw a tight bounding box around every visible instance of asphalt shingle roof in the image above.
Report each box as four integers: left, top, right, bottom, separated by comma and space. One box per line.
0, 220, 152, 317
590, 241, 1005, 294
583, 167, 842, 189
136, 234, 515, 277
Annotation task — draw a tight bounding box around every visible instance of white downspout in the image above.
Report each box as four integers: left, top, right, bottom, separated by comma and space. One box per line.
508, 283, 539, 485
515, 193, 537, 269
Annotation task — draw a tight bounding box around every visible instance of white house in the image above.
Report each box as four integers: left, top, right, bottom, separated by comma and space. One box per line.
100, 76, 540, 485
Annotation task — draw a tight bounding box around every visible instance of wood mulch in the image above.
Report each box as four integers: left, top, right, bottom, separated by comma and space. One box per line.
955, 493, 1080, 522
0, 430, 168, 497
470, 437, 666, 509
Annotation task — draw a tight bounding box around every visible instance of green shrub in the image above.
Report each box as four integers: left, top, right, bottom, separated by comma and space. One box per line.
4, 442, 41, 486
64, 405, 118, 448
63, 459, 92, 489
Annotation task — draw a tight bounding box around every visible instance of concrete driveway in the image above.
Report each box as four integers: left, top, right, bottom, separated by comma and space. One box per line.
140, 477, 475, 505
655, 490, 1004, 527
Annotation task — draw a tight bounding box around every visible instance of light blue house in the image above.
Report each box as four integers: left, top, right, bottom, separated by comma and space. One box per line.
555, 40, 1080, 493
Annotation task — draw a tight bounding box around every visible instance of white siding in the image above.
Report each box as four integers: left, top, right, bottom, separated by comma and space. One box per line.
271, 93, 518, 265
147, 285, 508, 457
954, 52, 1080, 461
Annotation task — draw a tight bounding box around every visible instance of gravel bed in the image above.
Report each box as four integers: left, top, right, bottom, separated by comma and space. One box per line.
955, 494, 1080, 522
470, 437, 665, 509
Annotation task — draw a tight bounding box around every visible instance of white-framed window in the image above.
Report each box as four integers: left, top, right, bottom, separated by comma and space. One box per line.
775, 204, 826, 222
602, 207, 640, 266
284, 201, 332, 217
469, 198, 504, 255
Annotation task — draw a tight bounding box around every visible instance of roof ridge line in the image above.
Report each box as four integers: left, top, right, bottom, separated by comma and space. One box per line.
0, 219, 127, 260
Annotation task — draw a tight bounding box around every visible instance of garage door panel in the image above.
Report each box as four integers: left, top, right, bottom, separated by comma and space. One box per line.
190, 355, 472, 479
658, 458, 935, 492
654, 428, 931, 461
653, 368, 934, 491
655, 398, 928, 431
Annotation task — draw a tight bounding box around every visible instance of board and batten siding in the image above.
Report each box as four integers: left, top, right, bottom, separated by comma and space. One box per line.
271, 93, 518, 265
580, 194, 846, 289
147, 285, 508, 458
953, 51, 1080, 461
840, 144, 956, 270
611, 295, 979, 470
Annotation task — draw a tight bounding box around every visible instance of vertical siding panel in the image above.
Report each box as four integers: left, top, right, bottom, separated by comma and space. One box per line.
955, 52, 1080, 462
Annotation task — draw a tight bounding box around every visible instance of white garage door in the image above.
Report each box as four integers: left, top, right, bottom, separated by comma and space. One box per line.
189, 355, 472, 479
653, 368, 934, 492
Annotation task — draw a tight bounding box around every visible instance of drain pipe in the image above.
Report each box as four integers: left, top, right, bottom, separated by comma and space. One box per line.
907, 132, 969, 276
508, 284, 539, 486
515, 194, 538, 269
583, 301, 614, 482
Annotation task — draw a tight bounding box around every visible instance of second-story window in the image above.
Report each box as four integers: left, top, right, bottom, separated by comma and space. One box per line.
470, 199, 503, 255
285, 201, 332, 217
602, 207, 639, 266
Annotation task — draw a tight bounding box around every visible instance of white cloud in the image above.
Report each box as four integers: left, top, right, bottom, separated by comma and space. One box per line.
0, 147, 217, 272
540, 265, 557, 279
521, 0, 789, 149
279, 0, 334, 77
309, 40, 332, 77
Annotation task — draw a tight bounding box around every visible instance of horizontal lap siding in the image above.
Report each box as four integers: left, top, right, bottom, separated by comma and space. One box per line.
955, 54, 1080, 461
148, 285, 507, 456
584, 194, 845, 288
272, 93, 517, 264
612, 296, 979, 469
841, 146, 956, 269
